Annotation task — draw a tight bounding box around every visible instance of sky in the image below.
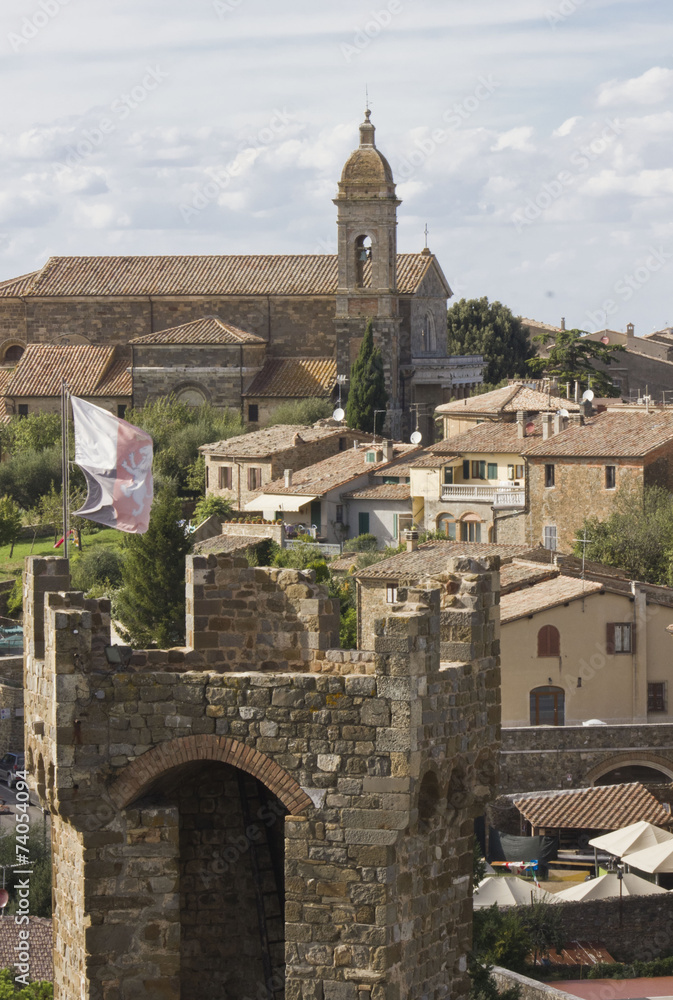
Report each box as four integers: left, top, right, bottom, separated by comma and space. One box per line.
1, 0, 672, 335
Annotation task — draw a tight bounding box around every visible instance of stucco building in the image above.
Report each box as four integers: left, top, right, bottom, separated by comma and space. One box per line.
0, 112, 484, 433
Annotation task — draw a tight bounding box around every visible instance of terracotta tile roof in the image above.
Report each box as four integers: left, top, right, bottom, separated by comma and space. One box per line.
193, 533, 268, 555
435, 384, 580, 416
371, 464, 411, 478
329, 553, 361, 573
514, 783, 672, 831
499, 561, 560, 594
355, 540, 540, 582
0, 271, 40, 297
428, 417, 544, 457
525, 410, 673, 458
200, 423, 358, 459
500, 575, 603, 623
408, 451, 461, 468
0, 253, 433, 298
0, 916, 52, 981
254, 445, 420, 498
244, 358, 337, 398
0, 369, 13, 395
130, 316, 265, 346
342, 483, 411, 501
5, 344, 132, 398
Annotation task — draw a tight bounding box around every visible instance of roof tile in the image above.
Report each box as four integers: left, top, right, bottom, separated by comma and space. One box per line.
200, 423, 363, 459
526, 410, 673, 458
500, 575, 603, 623
342, 483, 411, 501
254, 445, 419, 498
436, 384, 580, 416
355, 540, 544, 581
5, 345, 132, 398
130, 316, 265, 346
514, 783, 671, 831
245, 358, 337, 398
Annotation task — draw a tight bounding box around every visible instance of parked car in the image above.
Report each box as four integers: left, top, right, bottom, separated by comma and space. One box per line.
0, 752, 24, 789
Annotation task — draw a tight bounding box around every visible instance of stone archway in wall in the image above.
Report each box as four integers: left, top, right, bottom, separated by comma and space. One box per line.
587, 754, 673, 786
110, 736, 312, 1000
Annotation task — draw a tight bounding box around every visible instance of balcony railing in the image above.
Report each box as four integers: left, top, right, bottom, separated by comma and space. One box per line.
440, 485, 525, 508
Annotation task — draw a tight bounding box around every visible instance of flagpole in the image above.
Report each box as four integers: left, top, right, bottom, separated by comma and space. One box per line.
61, 381, 70, 560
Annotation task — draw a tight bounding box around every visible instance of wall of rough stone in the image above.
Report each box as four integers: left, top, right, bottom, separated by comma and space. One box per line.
0, 655, 24, 756
23, 552, 501, 1000
500, 724, 673, 794
552, 893, 673, 962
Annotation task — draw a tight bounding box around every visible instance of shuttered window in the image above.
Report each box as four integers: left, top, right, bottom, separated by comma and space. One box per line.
606, 623, 635, 654
537, 625, 560, 657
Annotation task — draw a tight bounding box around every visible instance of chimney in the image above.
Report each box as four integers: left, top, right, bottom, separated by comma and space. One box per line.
383, 439, 394, 461
561, 317, 566, 331
516, 410, 527, 438
353, 440, 360, 450
553, 412, 568, 435
569, 413, 583, 427
574, 381, 580, 403
284, 469, 293, 488
627, 322, 635, 337
541, 413, 553, 440
405, 529, 419, 553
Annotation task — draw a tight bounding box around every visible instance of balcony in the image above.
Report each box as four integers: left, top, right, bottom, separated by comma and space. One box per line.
440, 484, 525, 508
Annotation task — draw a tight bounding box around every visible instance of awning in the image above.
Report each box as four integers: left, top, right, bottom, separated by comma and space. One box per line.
243, 494, 318, 513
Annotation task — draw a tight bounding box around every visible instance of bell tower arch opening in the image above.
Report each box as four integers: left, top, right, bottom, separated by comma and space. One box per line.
355, 234, 373, 288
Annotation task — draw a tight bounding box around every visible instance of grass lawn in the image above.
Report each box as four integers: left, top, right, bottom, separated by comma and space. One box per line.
0, 529, 124, 581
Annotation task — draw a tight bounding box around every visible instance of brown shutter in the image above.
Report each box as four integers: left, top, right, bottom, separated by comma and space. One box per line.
631, 622, 637, 654
549, 626, 560, 657
606, 623, 615, 655
538, 627, 548, 657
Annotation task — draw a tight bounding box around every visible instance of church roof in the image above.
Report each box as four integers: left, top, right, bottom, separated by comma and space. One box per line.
4, 344, 132, 398
338, 110, 396, 192
435, 383, 581, 416
244, 358, 337, 398
130, 316, 265, 346
0, 253, 435, 298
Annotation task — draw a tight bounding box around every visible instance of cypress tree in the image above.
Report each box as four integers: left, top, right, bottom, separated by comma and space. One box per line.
115, 486, 193, 648
346, 319, 388, 433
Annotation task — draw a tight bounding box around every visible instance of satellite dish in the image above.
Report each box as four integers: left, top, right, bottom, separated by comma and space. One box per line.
410, 431, 423, 445
525, 422, 536, 434
0, 889, 8, 909
601, 335, 610, 345
558, 409, 569, 418
332, 408, 345, 422
582, 390, 595, 402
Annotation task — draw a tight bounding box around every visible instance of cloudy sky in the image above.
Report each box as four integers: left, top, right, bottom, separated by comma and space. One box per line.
1, 0, 672, 334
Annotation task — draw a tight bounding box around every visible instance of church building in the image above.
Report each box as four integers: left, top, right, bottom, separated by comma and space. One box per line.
0, 112, 483, 438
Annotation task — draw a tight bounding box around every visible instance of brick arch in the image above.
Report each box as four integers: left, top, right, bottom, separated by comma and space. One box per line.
586, 752, 673, 785
108, 734, 313, 814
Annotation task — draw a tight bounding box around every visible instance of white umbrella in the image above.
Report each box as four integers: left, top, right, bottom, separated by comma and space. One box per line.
589, 821, 673, 858
473, 876, 553, 909
550, 871, 668, 902
623, 839, 673, 874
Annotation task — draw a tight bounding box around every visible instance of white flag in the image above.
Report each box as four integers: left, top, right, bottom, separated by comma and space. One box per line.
71, 397, 153, 534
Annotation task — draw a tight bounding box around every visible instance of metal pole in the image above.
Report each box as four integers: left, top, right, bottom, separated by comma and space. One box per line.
61, 382, 70, 560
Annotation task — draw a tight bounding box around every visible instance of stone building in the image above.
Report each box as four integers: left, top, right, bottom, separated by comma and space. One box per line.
23, 551, 500, 1000
0, 112, 484, 435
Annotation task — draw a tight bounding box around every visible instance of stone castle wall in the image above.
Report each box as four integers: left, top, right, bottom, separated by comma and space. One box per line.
0, 655, 24, 757
23, 553, 501, 1000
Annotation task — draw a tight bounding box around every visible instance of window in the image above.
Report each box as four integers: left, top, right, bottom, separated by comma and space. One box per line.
366, 451, 377, 463
443, 467, 454, 485
358, 512, 370, 535
18, 404, 28, 418
507, 465, 524, 480
530, 686, 565, 726
392, 513, 398, 539
247, 467, 262, 491
545, 464, 555, 488
117, 404, 127, 419
421, 313, 437, 353
471, 460, 486, 480
248, 404, 259, 423
355, 235, 373, 288
460, 519, 481, 542
543, 526, 557, 551
437, 515, 457, 539
339, 437, 347, 451
336, 505, 344, 524
537, 625, 560, 657
219, 466, 233, 490
386, 585, 398, 604
383, 477, 399, 485
205, 465, 209, 489
462, 460, 470, 480
648, 682, 667, 713
487, 463, 498, 480
605, 465, 616, 490
606, 623, 634, 654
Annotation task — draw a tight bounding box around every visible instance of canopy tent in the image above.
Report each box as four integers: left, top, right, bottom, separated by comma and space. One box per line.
589, 821, 673, 859
550, 871, 668, 903
623, 839, 673, 874
473, 876, 553, 909
243, 494, 317, 512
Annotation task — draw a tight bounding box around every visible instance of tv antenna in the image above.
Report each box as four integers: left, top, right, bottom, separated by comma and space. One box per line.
409, 403, 423, 445
424, 223, 429, 249
333, 375, 348, 421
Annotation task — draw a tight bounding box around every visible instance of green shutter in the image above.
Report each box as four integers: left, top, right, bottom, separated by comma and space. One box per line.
479, 461, 486, 480
393, 513, 398, 539
358, 512, 370, 536
487, 463, 497, 480
463, 460, 470, 480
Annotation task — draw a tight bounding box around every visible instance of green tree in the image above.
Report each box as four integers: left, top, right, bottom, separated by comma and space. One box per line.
265, 398, 333, 426
192, 494, 235, 525
527, 328, 625, 397
472, 905, 532, 974
446, 298, 534, 386
346, 320, 388, 433
0, 496, 23, 556
469, 959, 520, 1000
0, 447, 62, 511
0, 970, 53, 999
521, 900, 564, 968
473, 836, 487, 888
575, 484, 673, 585
70, 546, 125, 595
0, 412, 61, 458
115, 487, 193, 648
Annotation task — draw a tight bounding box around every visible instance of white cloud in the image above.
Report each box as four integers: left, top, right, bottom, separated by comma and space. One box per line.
597, 66, 673, 106
491, 127, 535, 152
553, 116, 583, 137
581, 168, 673, 197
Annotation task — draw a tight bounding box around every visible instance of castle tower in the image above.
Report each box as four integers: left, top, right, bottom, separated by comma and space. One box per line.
334, 111, 403, 426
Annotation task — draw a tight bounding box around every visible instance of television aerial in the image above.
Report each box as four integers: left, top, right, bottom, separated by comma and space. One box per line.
333, 407, 345, 422
410, 430, 423, 445
582, 389, 594, 402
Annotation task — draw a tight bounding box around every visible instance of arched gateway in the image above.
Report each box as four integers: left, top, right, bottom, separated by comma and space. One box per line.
23, 550, 501, 1000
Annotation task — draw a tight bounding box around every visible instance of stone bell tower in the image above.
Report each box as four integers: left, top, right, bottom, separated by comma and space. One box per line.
334, 110, 403, 428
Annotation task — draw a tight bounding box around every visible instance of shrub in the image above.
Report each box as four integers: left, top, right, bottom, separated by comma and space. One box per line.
193, 495, 235, 525
70, 547, 124, 594
265, 399, 333, 426
343, 533, 378, 553
0, 448, 62, 511
6, 578, 22, 618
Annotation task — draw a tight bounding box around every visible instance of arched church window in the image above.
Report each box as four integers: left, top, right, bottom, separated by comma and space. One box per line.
3, 344, 24, 363
355, 235, 373, 288
421, 313, 436, 353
